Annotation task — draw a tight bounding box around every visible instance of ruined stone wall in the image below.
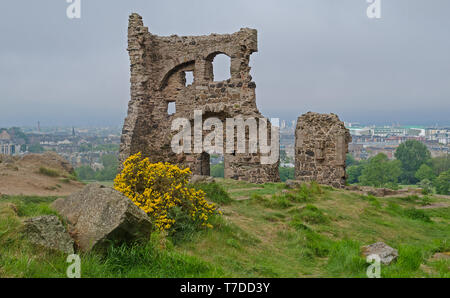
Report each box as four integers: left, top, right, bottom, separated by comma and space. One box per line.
295, 112, 351, 188
120, 13, 279, 183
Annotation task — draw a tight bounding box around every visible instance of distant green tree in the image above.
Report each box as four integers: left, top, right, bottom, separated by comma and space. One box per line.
346, 164, 364, 184
418, 179, 433, 195
75, 165, 96, 180
280, 150, 287, 161
8, 127, 28, 143
346, 154, 359, 167
95, 166, 118, 181
94, 144, 120, 152
434, 170, 450, 195
79, 143, 93, 152
95, 154, 119, 181
279, 167, 295, 182
76, 155, 119, 182
394, 140, 431, 184
431, 155, 450, 176
101, 154, 119, 169
28, 143, 44, 153
359, 153, 402, 188
415, 164, 436, 182
210, 163, 224, 178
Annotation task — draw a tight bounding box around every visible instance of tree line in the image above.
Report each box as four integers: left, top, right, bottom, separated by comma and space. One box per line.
75, 154, 119, 181
347, 140, 450, 195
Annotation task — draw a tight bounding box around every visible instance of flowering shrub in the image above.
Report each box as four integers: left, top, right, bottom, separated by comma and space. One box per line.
114, 152, 218, 231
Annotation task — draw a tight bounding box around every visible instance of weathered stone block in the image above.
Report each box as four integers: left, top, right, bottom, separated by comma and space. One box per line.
24, 215, 74, 254
295, 112, 351, 188
51, 184, 152, 252
361, 242, 398, 265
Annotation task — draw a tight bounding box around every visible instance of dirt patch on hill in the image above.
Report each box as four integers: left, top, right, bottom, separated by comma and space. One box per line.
417, 203, 450, 209
0, 152, 84, 196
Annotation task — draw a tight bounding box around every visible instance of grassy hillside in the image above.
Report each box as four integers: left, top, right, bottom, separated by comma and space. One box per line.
0, 179, 449, 278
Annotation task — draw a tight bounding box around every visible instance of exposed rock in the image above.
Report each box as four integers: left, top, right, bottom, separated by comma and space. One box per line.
24, 215, 74, 254
285, 179, 302, 189
359, 186, 420, 197
418, 203, 450, 210
119, 13, 279, 184
190, 175, 215, 184
361, 242, 398, 265
430, 252, 450, 261
51, 183, 152, 252
0, 151, 84, 196
365, 187, 387, 197
18, 151, 75, 174
295, 112, 351, 189
345, 185, 360, 191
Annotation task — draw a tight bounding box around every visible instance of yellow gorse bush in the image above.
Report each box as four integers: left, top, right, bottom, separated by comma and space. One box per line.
114, 152, 217, 231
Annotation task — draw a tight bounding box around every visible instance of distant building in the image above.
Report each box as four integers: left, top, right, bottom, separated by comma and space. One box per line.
348, 143, 366, 160
0, 130, 11, 141
0, 141, 19, 155
91, 162, 104, 171
0, 131, 19, 155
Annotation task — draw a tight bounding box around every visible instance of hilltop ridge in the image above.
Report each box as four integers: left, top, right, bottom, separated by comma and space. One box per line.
0, 152, 84, 196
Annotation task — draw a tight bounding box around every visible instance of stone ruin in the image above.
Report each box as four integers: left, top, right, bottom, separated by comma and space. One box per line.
120, 13, 279, 183
120, 13, 351, 186
294, 112, 352, 188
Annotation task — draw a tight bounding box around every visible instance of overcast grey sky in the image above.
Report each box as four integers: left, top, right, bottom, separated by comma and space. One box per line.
0, 0, 449, 127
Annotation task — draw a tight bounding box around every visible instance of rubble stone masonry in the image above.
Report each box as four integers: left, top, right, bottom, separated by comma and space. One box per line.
295, 112, 352, 188
120, 13, 279, 183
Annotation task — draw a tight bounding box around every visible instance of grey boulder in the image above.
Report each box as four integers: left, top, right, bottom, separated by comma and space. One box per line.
51, 183, 152, 252
24, 215, 74, 254
361, 242, 398, 265
285, 180, 302, 189
190, 175, 215, 184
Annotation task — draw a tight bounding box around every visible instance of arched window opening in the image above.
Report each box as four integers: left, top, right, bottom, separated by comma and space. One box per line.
212, 54, 231, 82
160, 61, 195, 90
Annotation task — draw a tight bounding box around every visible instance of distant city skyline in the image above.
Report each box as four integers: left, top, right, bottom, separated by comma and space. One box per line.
7, 120, 450, 132
1, 1, 450, 127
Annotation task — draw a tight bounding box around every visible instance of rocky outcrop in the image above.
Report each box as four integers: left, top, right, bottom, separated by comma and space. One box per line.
285, 179, 302, 189
51, 184, 152, 252
361, 242, 398, 265
24, 215, 74, 254
0, 152, 84, 196
295, 112, 351, 189
345, 185, 423, 197
189, 175, 215, 184
18, 151, 75, 174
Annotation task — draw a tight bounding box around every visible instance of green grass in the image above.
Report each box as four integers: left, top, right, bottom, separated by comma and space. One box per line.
0, 196, 223, 278
0, 195, 59, 217
83, 180, 114, 187
192, 182, 232, 205
38, 167, 60, 177
425, 207, 450, 221
326, 240, 367, 277
382, 245, 424, 278
292, 204, 329, 225
0, 179, 449, 278
385, 201, 433, 223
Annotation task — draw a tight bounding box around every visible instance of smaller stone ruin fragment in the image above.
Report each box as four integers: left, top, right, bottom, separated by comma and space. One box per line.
295, 112, 352, 188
